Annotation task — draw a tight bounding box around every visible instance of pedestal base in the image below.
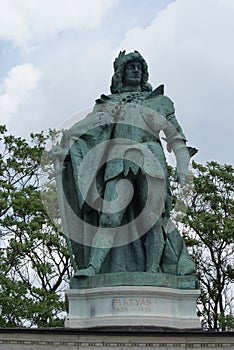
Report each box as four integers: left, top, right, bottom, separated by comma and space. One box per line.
65, 286, 200, 329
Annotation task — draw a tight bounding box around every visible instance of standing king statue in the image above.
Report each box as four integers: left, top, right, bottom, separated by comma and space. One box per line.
50, 50, 198, 288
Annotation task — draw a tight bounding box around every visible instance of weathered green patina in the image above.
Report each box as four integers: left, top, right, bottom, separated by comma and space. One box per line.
51, 51, 198, 289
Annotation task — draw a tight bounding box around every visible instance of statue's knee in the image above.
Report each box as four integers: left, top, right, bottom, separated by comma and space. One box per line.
99, 212, 121, 228
144, 210, 162, 227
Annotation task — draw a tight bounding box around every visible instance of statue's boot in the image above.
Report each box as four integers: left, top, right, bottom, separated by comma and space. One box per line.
74, 232, 114, 277
145, 222, 165, 273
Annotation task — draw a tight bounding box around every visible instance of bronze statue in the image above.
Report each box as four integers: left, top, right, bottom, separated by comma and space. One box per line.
50, 51, 197, 284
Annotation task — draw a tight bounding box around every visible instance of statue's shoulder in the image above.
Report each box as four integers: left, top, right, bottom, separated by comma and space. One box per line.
144, 85, 175, 115
94, 87, 174, 115
95, 94, 116, 104
145, 84, 164, 98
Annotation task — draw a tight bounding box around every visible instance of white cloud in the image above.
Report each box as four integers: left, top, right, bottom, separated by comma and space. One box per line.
117, 0, 234, 164
0, 0, 233, 165
0, 0, 119, 48
0, 64, 42, 123
4, 64, 41, 93
29, 38, 116, 132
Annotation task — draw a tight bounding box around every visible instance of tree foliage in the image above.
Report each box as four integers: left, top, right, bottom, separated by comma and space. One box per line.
176, 161, 234, 330
0, 125, 71, 327
0, 123, 233, 330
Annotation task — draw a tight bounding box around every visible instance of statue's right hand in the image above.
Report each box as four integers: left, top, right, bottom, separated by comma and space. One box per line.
177, 173, 187, 187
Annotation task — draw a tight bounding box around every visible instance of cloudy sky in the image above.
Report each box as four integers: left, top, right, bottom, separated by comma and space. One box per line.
0, 0, 233, 165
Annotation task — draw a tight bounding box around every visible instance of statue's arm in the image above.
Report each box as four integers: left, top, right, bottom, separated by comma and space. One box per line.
50, 100, 114, 167
162, 97, 190, 186
169, 137, 190, 186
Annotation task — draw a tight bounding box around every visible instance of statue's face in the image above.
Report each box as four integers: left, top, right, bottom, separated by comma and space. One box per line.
123, 60, 142, 87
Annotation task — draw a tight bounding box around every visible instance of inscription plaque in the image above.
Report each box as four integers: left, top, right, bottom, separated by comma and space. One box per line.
112, 297, 153, 313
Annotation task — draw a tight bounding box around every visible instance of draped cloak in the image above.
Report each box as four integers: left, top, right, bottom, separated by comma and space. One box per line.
59, 88, 196, 276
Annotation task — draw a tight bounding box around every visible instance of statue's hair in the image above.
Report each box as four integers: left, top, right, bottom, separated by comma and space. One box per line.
110, 50, 152, 93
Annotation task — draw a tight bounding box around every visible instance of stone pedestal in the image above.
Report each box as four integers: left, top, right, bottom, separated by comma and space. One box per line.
65, 285, 200, 329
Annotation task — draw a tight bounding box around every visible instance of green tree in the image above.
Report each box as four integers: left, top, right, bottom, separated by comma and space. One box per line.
0, 125, 71, 327
1, 123, 233, 330
176, 161, 234, 331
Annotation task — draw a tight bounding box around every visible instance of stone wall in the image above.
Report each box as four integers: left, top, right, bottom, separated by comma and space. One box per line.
0, 329, 233, 349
